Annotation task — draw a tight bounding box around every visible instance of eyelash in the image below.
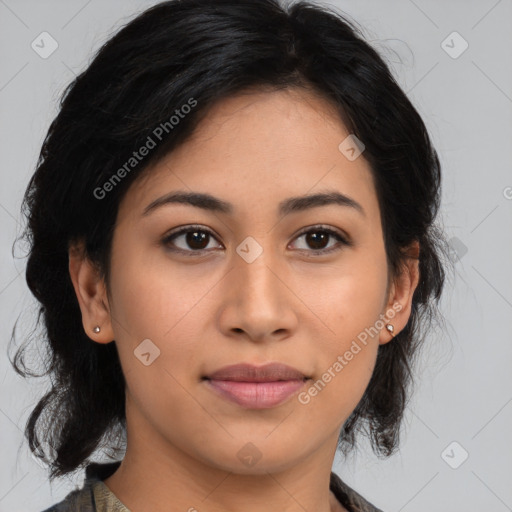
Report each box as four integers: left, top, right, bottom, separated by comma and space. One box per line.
161, 224, 352, 257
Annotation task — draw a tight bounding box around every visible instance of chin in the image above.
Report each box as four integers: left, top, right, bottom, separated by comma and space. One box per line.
211, 455, 297, 476
193, 439, 300, 475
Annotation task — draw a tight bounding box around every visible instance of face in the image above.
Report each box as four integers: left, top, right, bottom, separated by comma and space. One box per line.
75, 87, 406, 475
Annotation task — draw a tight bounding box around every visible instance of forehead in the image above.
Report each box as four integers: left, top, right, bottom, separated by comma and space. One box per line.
118, 87, 380, 226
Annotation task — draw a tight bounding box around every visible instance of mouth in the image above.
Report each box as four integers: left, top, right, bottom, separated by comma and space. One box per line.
203, 363, 311, 409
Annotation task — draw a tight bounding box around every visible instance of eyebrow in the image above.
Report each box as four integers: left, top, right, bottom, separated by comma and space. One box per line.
142, 190, 365, 218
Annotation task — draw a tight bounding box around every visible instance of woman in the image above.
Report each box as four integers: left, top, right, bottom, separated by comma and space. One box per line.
12, 0, 450, 510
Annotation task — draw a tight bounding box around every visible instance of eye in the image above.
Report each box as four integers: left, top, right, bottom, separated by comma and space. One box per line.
161, 224, 351, 256
161, 225, 223, 255
290, 225, 351, 255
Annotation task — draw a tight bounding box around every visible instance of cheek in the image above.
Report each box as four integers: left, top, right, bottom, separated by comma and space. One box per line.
315, 251, 388, 344
299, 292, 381, 429
298, 362, 374, 426
108, 257, 204, 434
108, 242, 206, 342
302, 252, 387, 413
107, 249, 209, 405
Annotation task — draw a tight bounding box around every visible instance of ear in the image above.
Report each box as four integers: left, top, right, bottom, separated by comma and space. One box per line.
68, 240, 115, 344
379, 240, 420, 345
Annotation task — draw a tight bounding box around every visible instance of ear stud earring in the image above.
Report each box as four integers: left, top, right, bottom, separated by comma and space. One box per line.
385, 323, 395, 338
93, 326, 101, 333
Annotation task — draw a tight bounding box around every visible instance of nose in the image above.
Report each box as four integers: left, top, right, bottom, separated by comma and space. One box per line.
217, 248, 299, 344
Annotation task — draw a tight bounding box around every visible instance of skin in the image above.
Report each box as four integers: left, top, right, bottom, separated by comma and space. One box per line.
69, 86, 419, 512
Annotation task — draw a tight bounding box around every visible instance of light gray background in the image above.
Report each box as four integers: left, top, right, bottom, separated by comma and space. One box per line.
1, 0, 511, 511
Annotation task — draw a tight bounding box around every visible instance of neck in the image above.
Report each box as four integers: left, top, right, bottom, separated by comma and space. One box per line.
103, 411, 346, 512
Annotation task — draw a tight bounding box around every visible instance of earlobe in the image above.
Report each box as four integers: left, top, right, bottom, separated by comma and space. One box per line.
379, 241, 420, 345
68, 242, 115, 344
384, 323, 395, 338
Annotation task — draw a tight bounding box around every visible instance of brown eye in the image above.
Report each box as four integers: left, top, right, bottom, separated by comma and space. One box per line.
291, 226, 351, 255
162, 226, 222, 254
182, 230, 209, 250
162, 224, 351, 257
304, 231, 330, 250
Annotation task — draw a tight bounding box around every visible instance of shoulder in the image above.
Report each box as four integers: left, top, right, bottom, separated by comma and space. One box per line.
40, 461, 124, 512
39, 483, 96, 512
330, 471, 385, 512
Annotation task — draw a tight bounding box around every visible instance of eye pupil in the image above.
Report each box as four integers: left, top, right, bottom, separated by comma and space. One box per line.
306, 231, 328, 249
187, 231, 208, 249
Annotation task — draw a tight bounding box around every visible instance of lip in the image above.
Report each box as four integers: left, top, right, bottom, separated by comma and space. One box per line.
206, 362, 307, 382
204, 363, 309, 409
